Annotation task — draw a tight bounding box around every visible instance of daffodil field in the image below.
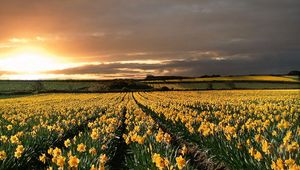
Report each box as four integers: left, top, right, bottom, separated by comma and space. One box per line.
0, 90, 299, 169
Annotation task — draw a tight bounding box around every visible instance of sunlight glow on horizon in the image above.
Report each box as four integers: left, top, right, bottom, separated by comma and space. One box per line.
0, 73, 145, 80
0, 46, 79, 79
0, 44, 172, 80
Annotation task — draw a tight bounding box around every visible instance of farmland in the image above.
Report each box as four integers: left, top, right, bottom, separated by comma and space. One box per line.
143, 76, 300, 90
0, 75, 299, 95
0, 90, 299, 169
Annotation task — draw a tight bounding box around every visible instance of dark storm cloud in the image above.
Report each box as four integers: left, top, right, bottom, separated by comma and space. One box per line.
0, 0, 299, 75
49, 50, 300, 76
50, 62, 166, 75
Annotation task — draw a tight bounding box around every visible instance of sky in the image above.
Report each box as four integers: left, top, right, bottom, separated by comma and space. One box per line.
0, 0, 299, 79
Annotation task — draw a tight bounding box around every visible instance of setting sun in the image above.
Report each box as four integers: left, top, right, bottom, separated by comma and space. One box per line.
0, 46, 65, 73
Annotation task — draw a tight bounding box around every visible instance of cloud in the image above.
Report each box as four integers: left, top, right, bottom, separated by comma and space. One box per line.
48, 50, 300, 77
0, 0, 299, 76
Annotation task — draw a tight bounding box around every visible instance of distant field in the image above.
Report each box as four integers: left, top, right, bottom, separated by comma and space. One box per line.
149, 82, 300, 90
144, 75, 300, 90
0, 80, 129, 94
142, 75, 300, 83
0, 81, 95, 93
0, 75, 299, 94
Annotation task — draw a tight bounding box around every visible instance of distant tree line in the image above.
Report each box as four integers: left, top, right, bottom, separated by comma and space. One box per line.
145, 75, 190, 80
288, 71, 300, 76
145, 74, 223, 80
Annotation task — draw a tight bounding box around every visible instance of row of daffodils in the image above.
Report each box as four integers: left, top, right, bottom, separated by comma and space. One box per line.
43, 104, 124, 169
0, 93, 124, 169
134, 90, 300, 170
123, 94, 191, 170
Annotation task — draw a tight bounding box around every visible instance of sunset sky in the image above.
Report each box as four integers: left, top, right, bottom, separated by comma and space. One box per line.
0, 0, 299, 79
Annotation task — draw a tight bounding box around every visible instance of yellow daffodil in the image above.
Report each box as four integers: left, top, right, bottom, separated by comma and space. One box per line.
68, 156, 80, 168
77, 143, 86, 152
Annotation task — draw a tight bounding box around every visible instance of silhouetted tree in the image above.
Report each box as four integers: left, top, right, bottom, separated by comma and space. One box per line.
32, 81, 44, 93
